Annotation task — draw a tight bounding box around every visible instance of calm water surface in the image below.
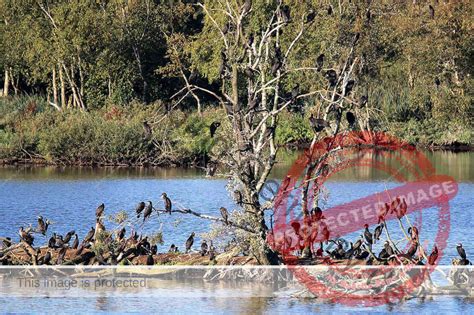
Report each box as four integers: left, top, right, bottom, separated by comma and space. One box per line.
0, 149, 473, 313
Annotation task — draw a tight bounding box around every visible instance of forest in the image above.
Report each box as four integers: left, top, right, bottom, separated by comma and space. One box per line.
0, 0, 472, 167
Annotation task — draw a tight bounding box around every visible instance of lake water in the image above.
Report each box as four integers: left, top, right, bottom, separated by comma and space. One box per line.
1, 149, 473, 313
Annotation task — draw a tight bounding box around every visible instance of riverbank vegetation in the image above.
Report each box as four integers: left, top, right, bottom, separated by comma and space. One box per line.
0, 1, 473, 265
0, 1, 472, 167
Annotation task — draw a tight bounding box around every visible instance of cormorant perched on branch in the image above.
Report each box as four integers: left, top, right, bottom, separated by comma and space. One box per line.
352, 33, 360, 46
118, 227, 126, 241
346, 111, 356, 129
242, 0, 251, 14
344, 80, 355, 96
143, 201, 153, 222
281, 5, 291, 23
96, 203, 105, 218
185, 232, 195, 253
19, 227, 34, 245
363, 224, 373, 248
210, 121, 221, 138
143, 121, 152, 139
373, 223, 384, 243
271, 57, 282, 76
136, 201, 145, 218
316, 54, 324, 72
220, 207, 229, 225
325, 69, 337, 87
201, 240, 208, 256
161, 193, 172, 214
309, 114, 329, 133
83, 227, 95, 244
306, 9, 316, 23
359, 95, 368, 107
327, 5, 333, 15
429, 5, 435, 19
428, 245, 438, 265
435, 77, 441, 88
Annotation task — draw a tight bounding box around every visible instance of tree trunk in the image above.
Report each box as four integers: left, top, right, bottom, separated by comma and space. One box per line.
3, 68, 9, 97
59, 65, 66, 108
52, 67, 58, 106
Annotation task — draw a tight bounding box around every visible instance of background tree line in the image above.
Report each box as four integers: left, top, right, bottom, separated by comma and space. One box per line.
0, 0, 472, 165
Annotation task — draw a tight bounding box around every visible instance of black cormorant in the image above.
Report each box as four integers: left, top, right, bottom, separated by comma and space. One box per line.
146, 254, 154, 266
435, 77, 441, 88
220, 207, 229, 225
306, 10, 316, 23
346, 111, 356, 129
19, 227, 34, 245
201, 240, 208, 256
327, 5, 333, 15
456, 243, 469, 265
363, 224, 373, 247
118, 227, 126, 241
325, 69, 337, 87
72, 234, 79, 249
143, 121, 152, 139
429, 5, 435, 19
150, 244, 157, 255
242, 0, 251, 14
185, 232, 195, 253
309, 114, 329, 133
316, 54, 324, 72
63, 230, 75, 244
344, 80, 355, 96
161, 193, 172, 214
169, 244, 176, 253
366, 9, 371, 22
210, 121, 221, 138
83, 227, 95, 244
37, 216, 48, 235
143, 201, 153, 222
136, 201, 145, 218
96, 203, 105, 218
281, 5, 291, 23
428, 245, 438, 265
359, 95, 368, 107
57, 247, 67, 264
373, 223, 384, 243
43, 251, 52, 265
48, 233, 56, 248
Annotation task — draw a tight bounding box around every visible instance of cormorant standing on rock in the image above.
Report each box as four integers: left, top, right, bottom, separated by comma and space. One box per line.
136, 201, 145, 218
169, 244, 177, 253
220, 207, 229, 225
201, 240, 208, 256
63, 230, 75, 243
143, 201, 153, 222
210, 121, 221, 138
146, 254, 154, 266
185, 232, 195, 253
42, 251, 52, 265
72, 234, 79, 249
96, 203, 105, 218
161, 193, 172, 214
48, 233, 56, 248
